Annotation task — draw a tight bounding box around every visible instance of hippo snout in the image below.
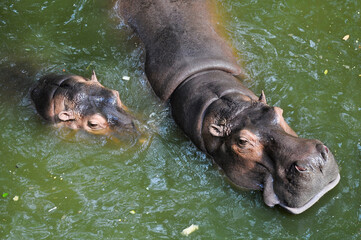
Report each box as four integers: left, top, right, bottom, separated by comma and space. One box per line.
109, 113, 137, 133
271, 139, 340, 213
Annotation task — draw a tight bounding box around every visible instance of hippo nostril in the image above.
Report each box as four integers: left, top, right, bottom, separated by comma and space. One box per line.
295, 164, 308, 172
316, 144, 328, 162
324, 145, 329, 154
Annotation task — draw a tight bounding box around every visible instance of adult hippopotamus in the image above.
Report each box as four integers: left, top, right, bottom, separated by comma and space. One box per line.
31, 71, 136, 135
118, 0, 340, 213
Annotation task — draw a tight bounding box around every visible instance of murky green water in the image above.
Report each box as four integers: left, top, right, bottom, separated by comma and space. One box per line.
0, 0, 360, 239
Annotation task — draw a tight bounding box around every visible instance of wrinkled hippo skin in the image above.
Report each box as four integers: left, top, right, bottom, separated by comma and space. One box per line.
31, 71, 136, 135
119, 0, 340, 213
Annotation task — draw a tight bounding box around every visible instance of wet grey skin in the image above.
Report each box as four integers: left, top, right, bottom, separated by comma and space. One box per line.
118, 0, 340, 214
31, 71, 136, 135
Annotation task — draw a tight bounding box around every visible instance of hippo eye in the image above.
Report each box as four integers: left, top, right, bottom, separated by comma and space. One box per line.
238, 138, 248, 145
88, 121, 99, 129
238, 137, 253, 147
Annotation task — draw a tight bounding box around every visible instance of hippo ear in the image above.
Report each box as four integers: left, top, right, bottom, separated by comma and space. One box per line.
209, 124, 230, 137
90, 70, 98, 82
259, 90, 267, 104
58, 110, 75, 122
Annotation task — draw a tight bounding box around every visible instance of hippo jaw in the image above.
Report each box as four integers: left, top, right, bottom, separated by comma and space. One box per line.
31, 72, 137, 135
264, 172, 340, 214
280, 173, 340, 214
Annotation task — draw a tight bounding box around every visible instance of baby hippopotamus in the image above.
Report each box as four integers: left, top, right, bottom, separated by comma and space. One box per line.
31, 71, 136, 135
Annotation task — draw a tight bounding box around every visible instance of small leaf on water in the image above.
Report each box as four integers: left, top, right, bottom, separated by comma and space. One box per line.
324, 69, 328, 75
2, 193, 9, 198
342, 34, 350, 41
130, 210, 136, 214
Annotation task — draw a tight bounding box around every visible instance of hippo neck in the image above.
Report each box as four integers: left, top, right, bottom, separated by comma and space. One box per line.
170, 70, 258, 152
120, 0, 258, 150
120, 0, 242, 101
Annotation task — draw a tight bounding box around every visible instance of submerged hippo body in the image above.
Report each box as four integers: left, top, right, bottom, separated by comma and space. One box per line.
31, 71, 136, 135
119, 0, 340, 213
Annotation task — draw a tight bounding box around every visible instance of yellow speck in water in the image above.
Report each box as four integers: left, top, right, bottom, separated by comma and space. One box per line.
13, 196, 19, 201
130, 210, 136, 214
118, 219, 122, 222
138, 137, 147, 144
342, 34, 350, 41
324, 69, 328, 75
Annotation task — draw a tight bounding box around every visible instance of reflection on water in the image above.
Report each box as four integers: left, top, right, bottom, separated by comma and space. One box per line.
0, 0, 360, 239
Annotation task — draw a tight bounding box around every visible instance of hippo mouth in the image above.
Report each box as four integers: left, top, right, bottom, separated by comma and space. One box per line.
279, 173, 340, 214
263, 173, 340, 214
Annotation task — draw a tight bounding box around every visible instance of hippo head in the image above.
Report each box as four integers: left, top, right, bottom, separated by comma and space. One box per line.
31, 71, 136, 135
203, 92, 340, 214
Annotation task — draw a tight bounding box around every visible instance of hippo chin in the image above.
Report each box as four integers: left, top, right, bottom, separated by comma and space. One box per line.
31, 71, 136, 135
119, 0, 340, 213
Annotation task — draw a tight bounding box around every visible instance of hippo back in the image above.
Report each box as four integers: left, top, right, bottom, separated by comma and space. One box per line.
119, 0, 242, 101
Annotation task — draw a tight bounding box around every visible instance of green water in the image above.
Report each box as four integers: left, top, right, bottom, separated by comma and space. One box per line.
0, 0, 359, 239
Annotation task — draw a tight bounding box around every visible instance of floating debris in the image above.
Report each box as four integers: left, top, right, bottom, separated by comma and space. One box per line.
324, 69, 328, 75
2, 193, 8, 198
13, 196, 19, 201
122, 76, 130, 81
48, 206, 57, 212
129, 210, 136, 214
181, 224, 199, 236
86, 61, 95, 70
342, 35, 350, 41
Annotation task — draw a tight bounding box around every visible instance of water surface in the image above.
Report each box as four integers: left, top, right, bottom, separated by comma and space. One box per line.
0, 0, 360, 239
